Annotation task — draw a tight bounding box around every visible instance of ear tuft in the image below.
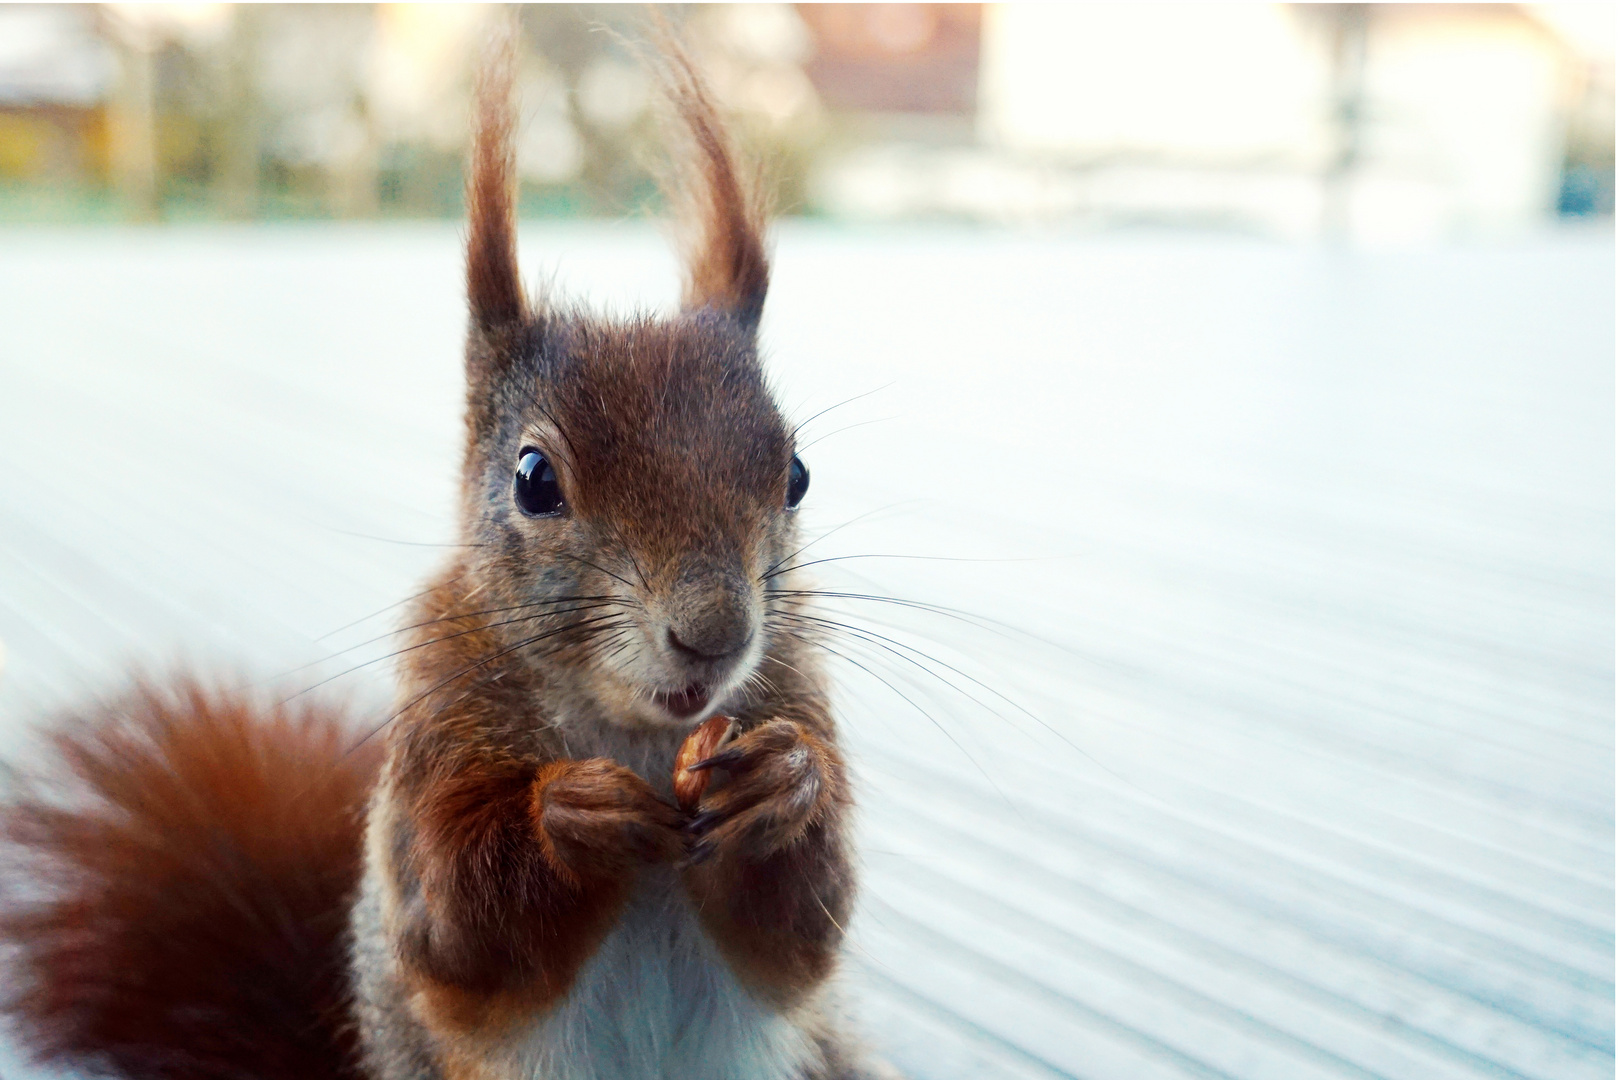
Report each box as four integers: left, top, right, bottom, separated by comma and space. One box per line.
657, 33, 771, 328
467, 27, 527, 337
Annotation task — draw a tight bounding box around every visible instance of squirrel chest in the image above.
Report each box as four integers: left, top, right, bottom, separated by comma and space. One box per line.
355, 825, 816, 1080
486, 873, 813, 1080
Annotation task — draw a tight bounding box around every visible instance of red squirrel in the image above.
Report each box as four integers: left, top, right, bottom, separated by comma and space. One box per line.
0, 34, 893, 1080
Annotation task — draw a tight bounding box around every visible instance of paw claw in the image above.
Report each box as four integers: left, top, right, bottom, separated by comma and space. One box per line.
688, 747, 746, 773
673, 720, 842, 865
685, 809, 724, 835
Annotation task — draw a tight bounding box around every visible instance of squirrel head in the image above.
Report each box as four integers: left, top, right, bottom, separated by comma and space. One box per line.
450, 37, 805, 730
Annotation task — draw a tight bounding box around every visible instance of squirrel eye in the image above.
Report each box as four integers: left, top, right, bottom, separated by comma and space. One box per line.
514, 448, 565, 517
786, 455, 809, 510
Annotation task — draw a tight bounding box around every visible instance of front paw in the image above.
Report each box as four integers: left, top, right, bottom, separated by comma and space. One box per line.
682, 719, 844, 863
533, 758, 685, 880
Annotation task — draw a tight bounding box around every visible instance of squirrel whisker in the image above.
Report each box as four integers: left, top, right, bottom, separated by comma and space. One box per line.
558, 552, 642, 592
761, 625, 1000, 792
786, 384, 892, 442
315, 569, 477, 642
346, 614, 635, 754
281, 595, 627, 681
283, 603, 628, 705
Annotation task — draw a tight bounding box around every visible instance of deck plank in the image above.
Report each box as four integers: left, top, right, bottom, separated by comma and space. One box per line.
0, 224, 1610, 1078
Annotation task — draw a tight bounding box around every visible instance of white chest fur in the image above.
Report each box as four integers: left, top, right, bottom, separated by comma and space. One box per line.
489, 868, 814, 1080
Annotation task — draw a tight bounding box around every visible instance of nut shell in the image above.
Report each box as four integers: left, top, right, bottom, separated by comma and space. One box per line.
674, 714, 735, 810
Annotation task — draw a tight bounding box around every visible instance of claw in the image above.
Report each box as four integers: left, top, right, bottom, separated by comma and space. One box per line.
685, 837, 718, 865
684, 809, 725, 835
688, 746, 748, 773
672, 719, 837, 866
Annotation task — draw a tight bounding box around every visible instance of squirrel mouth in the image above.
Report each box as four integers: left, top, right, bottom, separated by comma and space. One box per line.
657, 683, 711, 719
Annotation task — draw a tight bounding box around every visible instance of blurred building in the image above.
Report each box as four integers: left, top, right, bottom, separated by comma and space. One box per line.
812, 3, 1615, 240
0, 6, 115, 216
0, 3, 1610, 239
798, 4, 981, 116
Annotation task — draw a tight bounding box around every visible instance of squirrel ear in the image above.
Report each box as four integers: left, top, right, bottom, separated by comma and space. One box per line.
659, 37, 770, 330
466, 27, 529, 354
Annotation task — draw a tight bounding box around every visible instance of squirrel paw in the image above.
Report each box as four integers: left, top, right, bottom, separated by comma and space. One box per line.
533, 758, 685, 878
681, 719, 840, 864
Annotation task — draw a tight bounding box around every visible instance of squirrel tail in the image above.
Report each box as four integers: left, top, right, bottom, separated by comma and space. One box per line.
0, 677, 382, 1080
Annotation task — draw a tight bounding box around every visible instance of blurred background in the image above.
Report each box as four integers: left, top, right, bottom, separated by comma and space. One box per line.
0, 2, 1612, 237
0, 6, 1613, 1080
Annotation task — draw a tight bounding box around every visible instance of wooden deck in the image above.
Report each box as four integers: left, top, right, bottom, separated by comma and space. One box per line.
0, 222, 1611, 1079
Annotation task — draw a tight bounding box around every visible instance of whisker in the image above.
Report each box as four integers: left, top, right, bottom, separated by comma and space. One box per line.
607, 520, 652, 592
286, 606, 626, 704
758, 502, 924, 583
600, 631, 638, 663
737, 666, 779, 708
793, 415, 896, 454
345, 616, 631, 755
760, 652, 814, 683
560, 552, 641, 592
773, 610, 1045, 738
278, 596, 626, 681
536, 619, 635, 656
769, 609, 1136, 792
781, 588, 1118, 689
765, 625, 1015, 810
532, 400, 584, 466
306, 522, 490, 549
315, 570, 473, 641
764, 552, 1065, 583
766, 589, 1023, 643
788, 384, 892, 441
770, 611, 1013, 716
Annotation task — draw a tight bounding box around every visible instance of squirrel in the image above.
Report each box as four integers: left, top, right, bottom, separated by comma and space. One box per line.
0, 32, 895, 1080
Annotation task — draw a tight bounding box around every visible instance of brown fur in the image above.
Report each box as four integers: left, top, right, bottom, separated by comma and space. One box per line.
465, 29, 527, 340
362, 30, 862, 1072
0, 679, 380, 1080
683, 719, 856, 1007
656, 33, 773, 324
395, 755, 678, 1035
2, 26, 879, 1080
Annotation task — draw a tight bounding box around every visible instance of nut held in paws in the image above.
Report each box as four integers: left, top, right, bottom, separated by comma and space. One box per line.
674, 714, 735, 810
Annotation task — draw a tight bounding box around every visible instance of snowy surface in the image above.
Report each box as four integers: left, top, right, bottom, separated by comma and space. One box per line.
0, 222, 1612, 1079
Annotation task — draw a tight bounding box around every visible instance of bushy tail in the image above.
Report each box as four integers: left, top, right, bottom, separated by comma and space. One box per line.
0, 678, 382, 1080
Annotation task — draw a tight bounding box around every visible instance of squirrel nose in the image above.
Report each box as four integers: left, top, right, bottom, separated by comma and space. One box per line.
665, 556, 756, 663
665, 592, 755, 662
667, 626, 749, 662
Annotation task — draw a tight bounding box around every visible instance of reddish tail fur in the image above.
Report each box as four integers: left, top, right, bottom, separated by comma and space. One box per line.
0, 679, 381, 1080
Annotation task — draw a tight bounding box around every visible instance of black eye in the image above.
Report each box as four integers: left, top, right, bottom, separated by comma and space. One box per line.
786, 455, 809, 510
514, 448, 565, 517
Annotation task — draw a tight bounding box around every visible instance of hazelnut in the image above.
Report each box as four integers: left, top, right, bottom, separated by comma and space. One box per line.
674, 714, 735, 810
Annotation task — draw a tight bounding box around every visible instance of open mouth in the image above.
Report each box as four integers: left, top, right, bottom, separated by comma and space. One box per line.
656, 683, 711, 719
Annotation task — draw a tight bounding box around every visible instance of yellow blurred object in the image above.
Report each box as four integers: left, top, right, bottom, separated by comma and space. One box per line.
0, 113, 48, 175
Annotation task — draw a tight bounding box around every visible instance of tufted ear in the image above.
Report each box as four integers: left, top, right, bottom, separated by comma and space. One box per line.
659, 39, 771, 330
465, 30, 528, 351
